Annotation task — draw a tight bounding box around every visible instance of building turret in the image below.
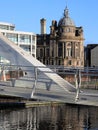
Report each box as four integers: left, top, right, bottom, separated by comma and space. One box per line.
50, 20, 57, 36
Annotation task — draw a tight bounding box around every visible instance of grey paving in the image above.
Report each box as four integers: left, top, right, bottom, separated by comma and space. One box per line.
0, 84, 98, 106
34, 88, 98, 106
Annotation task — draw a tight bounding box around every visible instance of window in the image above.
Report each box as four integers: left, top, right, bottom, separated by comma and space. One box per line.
19, 34, 31, 43
69, 60, 71, 65
0, 25, 9, 30
6, 33, 18, 43
32, 36, 35, 41
52, 60, 54, 65
58, 60, 61, 65
20, 45, 30, 52
67, 48, 72, 57
66, 43, 72, 57
40, 49, 43, 57
58, 43, 62, 57
46, 60, 49, 65
46, 48, 49, 57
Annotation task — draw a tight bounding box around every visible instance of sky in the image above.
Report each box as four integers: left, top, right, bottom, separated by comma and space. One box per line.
0, 0, 98, 45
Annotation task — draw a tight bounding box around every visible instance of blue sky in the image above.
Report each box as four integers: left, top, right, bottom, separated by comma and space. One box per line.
0, 0, 98, 45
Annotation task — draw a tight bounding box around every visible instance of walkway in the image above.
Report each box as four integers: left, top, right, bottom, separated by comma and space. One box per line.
0, 84, 98, 106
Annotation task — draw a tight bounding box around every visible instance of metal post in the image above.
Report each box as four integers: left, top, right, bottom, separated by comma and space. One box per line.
31, 67, 37, 98
79, 69, 81, 89
1, 66, 6, 81
75, 69, 81, 102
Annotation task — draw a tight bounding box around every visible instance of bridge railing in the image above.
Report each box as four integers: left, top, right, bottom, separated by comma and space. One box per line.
0, 64, 98, 90
47, 65, 98, 90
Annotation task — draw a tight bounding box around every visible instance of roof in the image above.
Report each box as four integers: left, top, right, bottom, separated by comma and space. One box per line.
58, 6, 75, 27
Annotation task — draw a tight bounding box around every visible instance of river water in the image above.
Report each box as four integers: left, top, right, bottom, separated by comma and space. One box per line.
0, 104, 98, 130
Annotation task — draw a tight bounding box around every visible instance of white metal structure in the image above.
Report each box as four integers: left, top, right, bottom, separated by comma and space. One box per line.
0, 22, 36, 64
0, 32, 76, 98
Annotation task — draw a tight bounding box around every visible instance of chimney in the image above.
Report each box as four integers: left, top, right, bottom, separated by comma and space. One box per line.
40, 18, 46, 34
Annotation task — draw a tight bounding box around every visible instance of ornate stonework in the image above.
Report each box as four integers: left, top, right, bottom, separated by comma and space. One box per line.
37, 7, 84, 67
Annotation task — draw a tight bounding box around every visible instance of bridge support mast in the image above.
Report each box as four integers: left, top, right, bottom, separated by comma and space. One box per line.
75, 69, 81, 102
31, 67, 38, 98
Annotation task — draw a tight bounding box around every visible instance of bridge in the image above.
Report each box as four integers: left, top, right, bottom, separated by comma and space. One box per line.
0, 33, 77, 101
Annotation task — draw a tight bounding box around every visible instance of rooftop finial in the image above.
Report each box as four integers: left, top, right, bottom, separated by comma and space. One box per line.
64, 6, 69, 18
66, 0, 68, 7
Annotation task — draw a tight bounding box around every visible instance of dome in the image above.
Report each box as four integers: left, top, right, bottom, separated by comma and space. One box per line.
58, 7, 75, 26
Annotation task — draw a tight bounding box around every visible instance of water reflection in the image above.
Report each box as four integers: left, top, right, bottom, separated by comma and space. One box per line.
0, 104, 98, 130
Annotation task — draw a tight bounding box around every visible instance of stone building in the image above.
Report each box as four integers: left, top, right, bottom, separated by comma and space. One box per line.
37, 6, 84, 67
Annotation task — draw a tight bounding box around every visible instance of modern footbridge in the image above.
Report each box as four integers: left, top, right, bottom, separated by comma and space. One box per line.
0, 33, 76, 101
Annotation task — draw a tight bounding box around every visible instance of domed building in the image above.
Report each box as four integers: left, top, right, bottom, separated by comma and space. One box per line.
37, 6, 84, 67
58, 6, 76, 37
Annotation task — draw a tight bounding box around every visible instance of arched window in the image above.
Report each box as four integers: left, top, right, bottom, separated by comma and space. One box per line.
66, 43, 72, 57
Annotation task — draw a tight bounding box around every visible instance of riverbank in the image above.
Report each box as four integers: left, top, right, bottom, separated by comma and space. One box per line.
0, 96, 65, 109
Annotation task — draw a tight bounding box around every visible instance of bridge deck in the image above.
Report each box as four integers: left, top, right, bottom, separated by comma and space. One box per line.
0, 85, 98, 106
34, 88, 98, 106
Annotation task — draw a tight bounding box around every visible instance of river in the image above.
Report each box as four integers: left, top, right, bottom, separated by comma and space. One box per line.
0, 104, 98, 130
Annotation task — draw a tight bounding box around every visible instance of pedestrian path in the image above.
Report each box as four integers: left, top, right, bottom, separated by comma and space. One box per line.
0, 84, 98, 106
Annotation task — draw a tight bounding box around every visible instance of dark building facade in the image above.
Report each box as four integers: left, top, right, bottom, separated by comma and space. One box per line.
37, 6, 84, 67
85, 44, 98, 67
